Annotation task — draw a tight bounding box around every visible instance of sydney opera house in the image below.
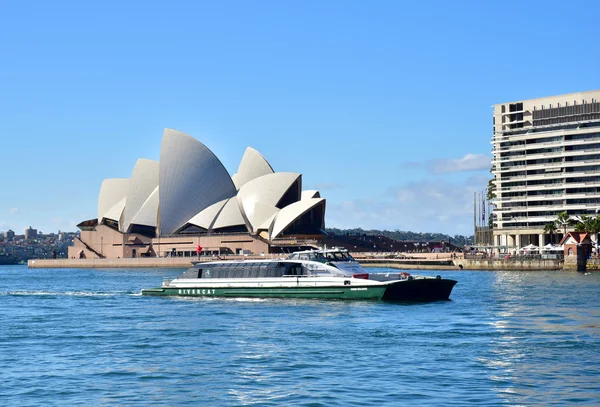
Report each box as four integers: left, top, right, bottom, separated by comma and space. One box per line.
68, 129, 326, 259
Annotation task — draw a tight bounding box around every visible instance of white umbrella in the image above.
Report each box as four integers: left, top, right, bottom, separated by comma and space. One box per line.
541, 243, 560, 253
520, 244, 539, 253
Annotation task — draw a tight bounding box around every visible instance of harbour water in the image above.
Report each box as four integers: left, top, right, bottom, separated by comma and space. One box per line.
1, 265, 599, 406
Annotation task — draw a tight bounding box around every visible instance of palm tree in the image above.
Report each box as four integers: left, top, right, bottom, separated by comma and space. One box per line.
543, 222, 558, 244
572, 214, 600, 253
555, 211, 572, 237
588, 215, 600, 248
574, 215, 591, 232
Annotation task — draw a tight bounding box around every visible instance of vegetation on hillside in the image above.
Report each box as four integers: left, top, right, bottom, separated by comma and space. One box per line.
325, 227, 473, 246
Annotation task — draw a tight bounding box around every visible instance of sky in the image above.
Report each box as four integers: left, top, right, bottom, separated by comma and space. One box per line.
1, 0, 599, 237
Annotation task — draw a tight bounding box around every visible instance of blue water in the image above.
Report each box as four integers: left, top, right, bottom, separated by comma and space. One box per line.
1, 266, 599, 406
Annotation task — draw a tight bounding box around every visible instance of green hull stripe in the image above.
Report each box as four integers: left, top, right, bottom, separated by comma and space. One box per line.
142, 286, 386, 300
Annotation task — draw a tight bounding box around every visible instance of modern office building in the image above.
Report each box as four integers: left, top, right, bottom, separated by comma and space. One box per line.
491, 90, 600, 250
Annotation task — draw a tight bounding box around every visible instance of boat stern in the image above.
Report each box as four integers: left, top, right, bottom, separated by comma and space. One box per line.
382, 277, 457, 302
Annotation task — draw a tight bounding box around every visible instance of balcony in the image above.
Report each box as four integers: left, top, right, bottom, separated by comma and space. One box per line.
502, 109, 526, 116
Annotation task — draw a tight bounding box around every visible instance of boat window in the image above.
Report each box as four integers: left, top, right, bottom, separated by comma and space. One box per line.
307, 252, 327, 263
314, 253, 327, 263
197, 269, 203, 278
324, 252, 337, 260
323, 251, 353, 261
204, 269, 211, 278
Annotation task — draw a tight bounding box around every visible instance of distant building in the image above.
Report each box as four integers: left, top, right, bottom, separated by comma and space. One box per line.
492, 90, 600, 250
6, 229, 15, 242
25, 226, 38, 240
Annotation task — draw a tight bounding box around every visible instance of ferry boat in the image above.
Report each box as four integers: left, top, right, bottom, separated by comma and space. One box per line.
142, 249, 457, 302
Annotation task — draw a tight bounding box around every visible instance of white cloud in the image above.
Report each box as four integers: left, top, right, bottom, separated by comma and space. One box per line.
326, 179, 483, 235
429, 154, 491, 174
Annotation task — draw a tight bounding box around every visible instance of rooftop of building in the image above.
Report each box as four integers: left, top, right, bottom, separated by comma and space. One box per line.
494, 89, 600, 107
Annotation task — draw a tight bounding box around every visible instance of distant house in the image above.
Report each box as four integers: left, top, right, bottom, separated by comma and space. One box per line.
559, 232, 593, 258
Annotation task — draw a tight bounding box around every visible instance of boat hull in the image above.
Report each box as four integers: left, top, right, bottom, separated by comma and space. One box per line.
382, 278, 457, 302
142, 285, 387, 300
142, 278, 457, 301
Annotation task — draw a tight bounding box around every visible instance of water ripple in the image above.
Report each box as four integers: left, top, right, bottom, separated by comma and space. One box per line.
1, 266, 599, 406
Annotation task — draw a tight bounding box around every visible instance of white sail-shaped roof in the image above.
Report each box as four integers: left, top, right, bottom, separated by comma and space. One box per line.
301, 190, 321, 200
233, 147, 274, 189
269, 198, 325, 239
122, 159, 159, 232
130, 186, 159, 228
158, 129, 236, 235
237, 172, 301, 233
103, 197, 127, 223
257, 210, 279, 231
98, 178, 129, 223
212, 197, 247, 230
186, 198, 228, 230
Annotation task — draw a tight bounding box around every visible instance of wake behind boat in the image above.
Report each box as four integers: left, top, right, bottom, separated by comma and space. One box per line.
142, 249, 457, 301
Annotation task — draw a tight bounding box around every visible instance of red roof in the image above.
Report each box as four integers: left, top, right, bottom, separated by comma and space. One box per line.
559, 232, 591, 246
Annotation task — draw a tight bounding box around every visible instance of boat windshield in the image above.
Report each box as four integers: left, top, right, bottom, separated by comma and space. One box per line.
323, 251, 355, 262
287, 252, 328, 263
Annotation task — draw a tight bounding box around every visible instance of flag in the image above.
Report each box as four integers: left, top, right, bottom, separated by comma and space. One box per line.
482, 196, 485, 222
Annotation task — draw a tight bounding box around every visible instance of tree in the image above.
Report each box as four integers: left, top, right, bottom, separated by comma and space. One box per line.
589, 216, 600, 246
574, 215, 591, 233
555, 212, 572, 237
573, 214, 600, 245
487, 178, 496, 200
543, 222, 558, 244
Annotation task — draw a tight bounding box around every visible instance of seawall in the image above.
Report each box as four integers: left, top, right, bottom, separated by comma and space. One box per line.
28, 258, 194, 268
454, 258, 563, 271
28, 255, 274, 269
360, 259, 456, 270
27, 255, 566, 271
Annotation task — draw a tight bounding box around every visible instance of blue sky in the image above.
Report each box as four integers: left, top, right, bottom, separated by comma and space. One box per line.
1, 0, 598, 236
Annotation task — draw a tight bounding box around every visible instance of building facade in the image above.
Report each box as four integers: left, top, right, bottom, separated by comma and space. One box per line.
25, 226, 38, 240
492, 90, 600, 250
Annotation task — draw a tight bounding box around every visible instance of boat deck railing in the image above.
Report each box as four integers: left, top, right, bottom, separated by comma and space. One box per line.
162, 277, 172, 287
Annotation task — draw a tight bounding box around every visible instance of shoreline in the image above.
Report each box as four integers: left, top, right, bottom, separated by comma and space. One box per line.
27, 256, 460, 270
26, 253, 566, 271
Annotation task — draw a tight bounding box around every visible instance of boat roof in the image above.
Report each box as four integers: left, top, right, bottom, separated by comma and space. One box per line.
292, 247, 349, 255
192, 258, 301, 266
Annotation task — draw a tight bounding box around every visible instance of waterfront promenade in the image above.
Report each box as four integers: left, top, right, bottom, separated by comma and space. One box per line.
27, 251, 570, 271
28, 252, 459, 269
25, 252, 453, 270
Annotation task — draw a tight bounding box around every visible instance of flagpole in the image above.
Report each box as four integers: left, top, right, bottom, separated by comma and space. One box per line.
473, 192, 477, 245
